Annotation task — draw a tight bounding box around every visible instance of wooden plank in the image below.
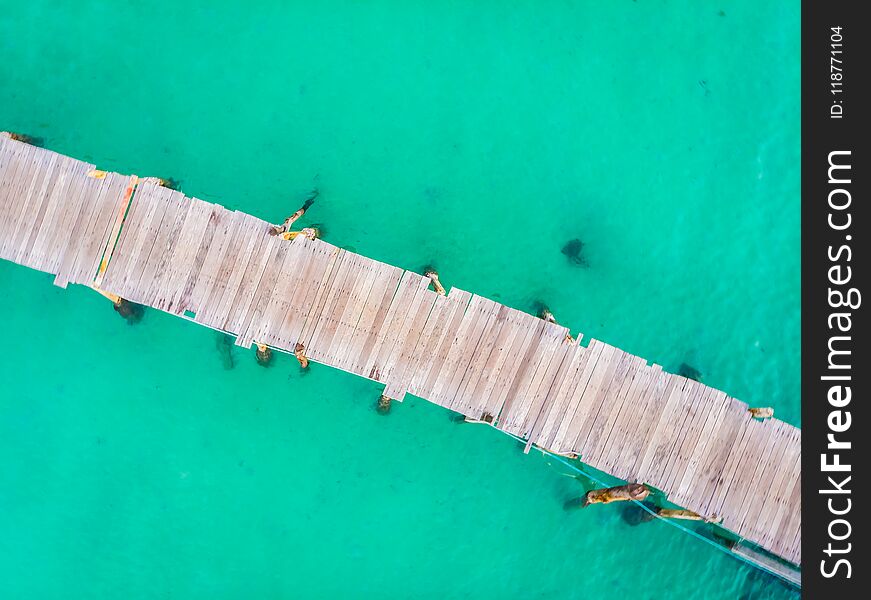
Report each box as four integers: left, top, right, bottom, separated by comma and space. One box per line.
93, 175, 138, 288
500, 327, 568, 435
632, 375, 695, 485
408, 288, 472, 398
3, 144, 47, 252
608, 368, 672, 481
185, 204, 236, 314
763, 441, 802, 553
572, 349, 634, 455
735, 421, 792, 538
296, 243, 348, 349
98, 180, 151, 291
235, 239, 294, 348
47, 170, 91, 277
718, 418, 781, 530
109, 182, 166, 294
367, 271, 431, 382
450, 303, 511, 414
53, 174, 108, 287
4, 148, 46, 256
428, 295, 489, 407
397, 292, 455, 398
493, 319, 551, 426
0, 139, 30, 234
635, 377, 702, 490
195, 210, 248, 325
2, 150, 50, 260
70, 173, 127, 285
671, 389, 730, 500
84, 174, 137, 285
580, 355, 645, 464
771, 473, 801, 562
126, 190, 185, 304
705, 418, 760, 519
757, 426, 801, 547
554, 342, 621, 454
534, 343, 591, 451
257, 236, 329, 348
147, 199, 198, 309
220, 220, 274, 334
200, 213, 259, 327
546, 340, 606, 451
379, 284, 440, 393
241, 234, 305, 342
16, 155, 73, 268
444, 297, 504, 411
2, 148, 52, 260
461, 308, 528, 419
0, 136, 21, 217
339, 262, 404, 376
411, 288, 473, 398
26, 162, 76, 271
0, 139, 27, 240
658, 384, 725, 494
362, 270, 428, 382
594, 362, 660, 474
463, 309, 526, 417
517, 336, 575, 441
308, 252, 363, 361
161, 200, 218, 314
381, 285, 440, 388
685, 397, 752, 516
330, 257, 382, 372
137, 193, 191, 307
381, 289, 440, 401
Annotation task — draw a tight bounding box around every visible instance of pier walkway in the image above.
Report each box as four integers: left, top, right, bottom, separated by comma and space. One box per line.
0, 135, 801, 569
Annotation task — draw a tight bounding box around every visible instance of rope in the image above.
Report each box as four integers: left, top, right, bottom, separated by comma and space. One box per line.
490, 427, 797, 585
546, 450, 796, 585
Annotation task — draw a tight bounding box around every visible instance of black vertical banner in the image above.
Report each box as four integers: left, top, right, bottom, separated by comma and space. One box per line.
803, 0, 868, 596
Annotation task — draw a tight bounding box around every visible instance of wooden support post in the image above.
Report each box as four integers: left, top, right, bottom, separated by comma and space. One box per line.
748, 407, 774, 419
294, 342, 309, 369
91, 286, 122, 305
269, 192, 317, 236
1, 131, 43, 145
255, 342, 273, 366
377, 394, 392, 414
582, 483, 650, 507
91, 286, 144, 323
424, 269, 446, 296
140, 176, 180, 190
657, 508, 723, 524
280, 227, 319, 241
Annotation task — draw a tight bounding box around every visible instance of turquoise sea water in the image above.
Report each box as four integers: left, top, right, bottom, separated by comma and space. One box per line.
1, 1, 799, 598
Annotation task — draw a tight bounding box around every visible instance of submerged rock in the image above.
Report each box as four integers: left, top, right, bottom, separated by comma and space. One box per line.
561, 238, 589, 267
216, 333, 236, 370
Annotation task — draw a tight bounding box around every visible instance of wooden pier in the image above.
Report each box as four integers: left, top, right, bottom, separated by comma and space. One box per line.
0, 135, 801, 571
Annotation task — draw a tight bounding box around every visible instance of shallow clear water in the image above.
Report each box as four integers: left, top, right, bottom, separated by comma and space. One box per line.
1, 1, 799, 598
